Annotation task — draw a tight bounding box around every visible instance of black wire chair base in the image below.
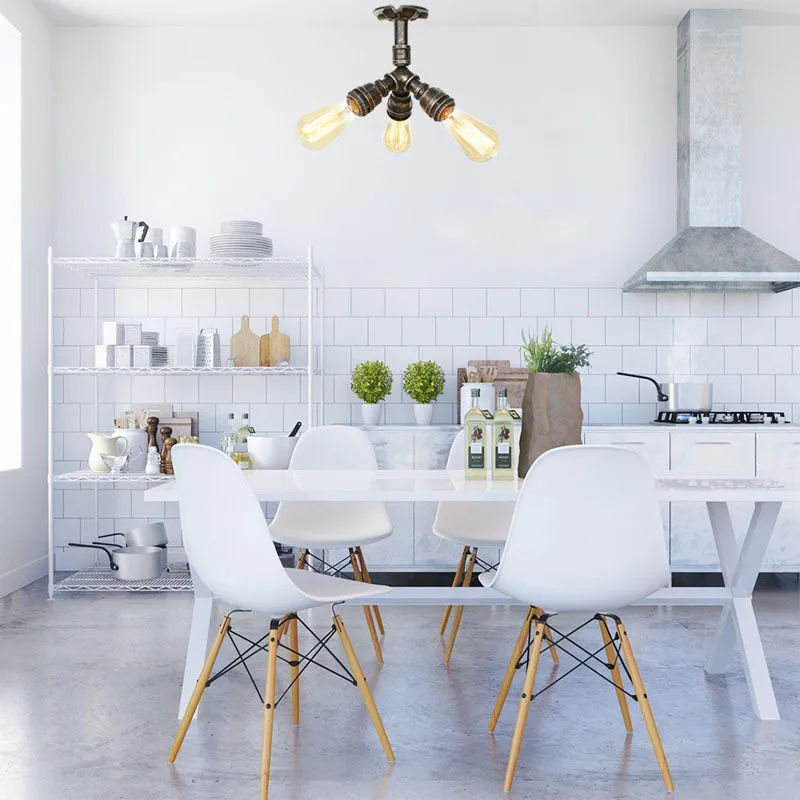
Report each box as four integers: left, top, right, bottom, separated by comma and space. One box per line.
516, 610, 638, 703
205, 612, 356, 708
299, 549, 354, 578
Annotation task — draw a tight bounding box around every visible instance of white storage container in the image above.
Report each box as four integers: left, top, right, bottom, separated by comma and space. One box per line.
94, 345, 115, 367
123, 324, 142, 345
102, 321, 123, 345
114, 345, 133, 367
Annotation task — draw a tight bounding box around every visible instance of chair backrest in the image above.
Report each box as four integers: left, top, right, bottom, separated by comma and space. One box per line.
492, 445, 669, 612
171, 444, 307, 613
271, 426, 391, 539
289, 425, 378, 469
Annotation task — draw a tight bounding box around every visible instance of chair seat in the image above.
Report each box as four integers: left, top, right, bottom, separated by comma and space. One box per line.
433, 526, 508, 547
271, 528, 393, 548
286, 568, 391, 604
432, 501, 514, 548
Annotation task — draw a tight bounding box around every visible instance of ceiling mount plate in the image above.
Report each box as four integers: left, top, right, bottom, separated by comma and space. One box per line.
373, 5, 429, 22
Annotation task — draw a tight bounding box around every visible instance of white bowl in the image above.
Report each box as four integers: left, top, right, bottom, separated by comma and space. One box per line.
247, 435, 298, 469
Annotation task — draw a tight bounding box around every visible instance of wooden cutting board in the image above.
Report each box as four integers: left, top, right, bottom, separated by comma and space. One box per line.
263, 315, 290, 367
230, 314, 259, 367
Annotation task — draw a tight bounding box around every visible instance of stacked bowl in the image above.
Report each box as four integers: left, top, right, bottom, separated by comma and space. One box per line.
209, 220, 273, 259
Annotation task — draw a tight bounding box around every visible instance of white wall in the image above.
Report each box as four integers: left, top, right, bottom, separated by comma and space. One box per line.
52, 25, 678, 287
0, 0, 51, 596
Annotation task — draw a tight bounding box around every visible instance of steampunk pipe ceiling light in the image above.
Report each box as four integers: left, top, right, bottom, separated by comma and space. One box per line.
296, 5, 499, 162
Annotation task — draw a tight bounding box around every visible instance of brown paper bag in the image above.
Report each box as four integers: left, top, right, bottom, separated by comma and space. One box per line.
518, 372, 583, 478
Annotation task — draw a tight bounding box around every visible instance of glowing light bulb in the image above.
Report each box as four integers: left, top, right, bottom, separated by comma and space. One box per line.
443, 109, 499, 163
382, 119, 412, 153
296, 101, 354, 151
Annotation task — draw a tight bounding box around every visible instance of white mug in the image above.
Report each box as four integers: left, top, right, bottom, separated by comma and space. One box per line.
138, 241, 155, 258
169, 225, 197, 258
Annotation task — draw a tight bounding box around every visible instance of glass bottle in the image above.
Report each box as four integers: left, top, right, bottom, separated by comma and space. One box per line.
220, 412, 237, 457
493, 388, 515, 480
236, 412, 256, 445
464, 387, 487, 480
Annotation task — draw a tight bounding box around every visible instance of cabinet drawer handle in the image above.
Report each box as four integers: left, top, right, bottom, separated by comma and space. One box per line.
610, 441, 645, 445
694, 441, 731, 446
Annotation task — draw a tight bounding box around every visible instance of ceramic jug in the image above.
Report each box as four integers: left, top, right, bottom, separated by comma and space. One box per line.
112, 427, 149, 472
88, 433, 128, 473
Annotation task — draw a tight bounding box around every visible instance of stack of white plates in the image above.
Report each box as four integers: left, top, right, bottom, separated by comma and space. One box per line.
210, 220, 273, 259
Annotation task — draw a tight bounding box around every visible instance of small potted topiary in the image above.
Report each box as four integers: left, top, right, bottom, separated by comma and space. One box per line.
403, 360, 446, 425
351, 360, 393, 425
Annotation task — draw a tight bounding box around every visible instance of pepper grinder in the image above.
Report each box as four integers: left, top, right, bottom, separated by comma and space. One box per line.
159, 426, 173, 474
146, 417, 160, 452
162, 436, 177, 476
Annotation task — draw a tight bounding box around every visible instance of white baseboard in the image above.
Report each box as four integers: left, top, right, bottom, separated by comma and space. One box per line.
0, 555, 48, 598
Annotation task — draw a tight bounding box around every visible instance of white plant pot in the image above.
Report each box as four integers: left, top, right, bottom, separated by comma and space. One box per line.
413, 403, 434, 426
361, 403, 382, 426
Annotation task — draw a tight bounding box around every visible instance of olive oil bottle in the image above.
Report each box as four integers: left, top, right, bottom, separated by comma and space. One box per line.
464, 388, 488, 479
492, 388, 514, 480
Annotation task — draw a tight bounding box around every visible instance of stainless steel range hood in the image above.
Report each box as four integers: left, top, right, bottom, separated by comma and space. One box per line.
624, 9, 800, 293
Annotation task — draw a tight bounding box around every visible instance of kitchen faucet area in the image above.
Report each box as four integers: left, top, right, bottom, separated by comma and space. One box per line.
4, 2, 800, 799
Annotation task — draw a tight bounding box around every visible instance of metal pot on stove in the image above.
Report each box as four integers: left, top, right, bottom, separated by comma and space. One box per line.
617, 372, 713, 413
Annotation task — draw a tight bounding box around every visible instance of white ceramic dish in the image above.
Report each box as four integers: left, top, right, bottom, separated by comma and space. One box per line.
247, 434, 298, 469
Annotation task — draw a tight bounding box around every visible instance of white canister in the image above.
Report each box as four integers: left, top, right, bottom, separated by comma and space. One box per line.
175, 329, 196, 367
113, 427, 149, 472
169, 226, 197, 258
459, 383, 496, 424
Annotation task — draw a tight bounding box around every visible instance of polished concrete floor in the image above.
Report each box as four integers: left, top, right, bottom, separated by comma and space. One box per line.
1, 578, 800, 799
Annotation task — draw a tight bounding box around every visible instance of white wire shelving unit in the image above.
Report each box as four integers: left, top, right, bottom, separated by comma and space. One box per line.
47, 248, 325, 596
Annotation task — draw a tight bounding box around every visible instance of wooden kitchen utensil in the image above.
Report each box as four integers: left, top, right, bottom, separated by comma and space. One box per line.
230, 314, 259, 368
259, 329, 270, 366
267, 315, 290, 367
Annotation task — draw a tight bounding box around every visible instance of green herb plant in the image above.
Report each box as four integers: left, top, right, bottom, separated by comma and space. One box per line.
403, 360, 446, 404
520, 327, 591, 374
351, 360, 393, 404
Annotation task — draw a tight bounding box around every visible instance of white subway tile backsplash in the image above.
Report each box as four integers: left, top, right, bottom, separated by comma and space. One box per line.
657, 293, 690, 317
621, 404, 657, 424
588, 404, 622, 425
690, 293, 724, 317
267, 376, 301, 403
707, 317, 741, 346
775, 375, 800, 403
470, 317, 504, 346
708, 374, 741, 404
324, 346, 351, 375
322, 288, 350, 317
657, 346, 691, 376
385, 288, 418, 317
453, 288, 485, 317
215, 288, 250, 317
621, 346, 657, 375
536, 317, 571, 343
587, 346, 622, 374
555, 288, 588, 317
283, 288, 308, 317
419, 288, 453, 317
148, 288, 181, 318
487, 288, 520, 317
352, 288, 385, 317
605, 317, 639, 346
725, 293, 759, 317
743, 375, 776, 403
54, 288, 81, 317
181, 288, 216, 316
419, 346, 454, 374
402, 317, 436, 346
674, 317, 707, 346
579, 373, 606, 403
453, 345, 485, 368
588, 288, 622, 317
759, 292, 793, 317
233, 375, 268, 403
741, 317, 775, 346
605, 374, 641, 403
251, 288, 284, 318
350, 346, 385, 367
114, 288, 148, 317
691, 346, 724, 374
385, 346, 420, 374
131, 376, 165, 403
520, 289, 554, 317
334, 317, 368, 346
247, 404, 284, 433
775, 317, 800, 345
638, 317, 673, 346
198, 375, 233, 403
62, 318, 95, 346
571, 317, 606, 346
368, 317, 402, 346
53, 404, 81, 432
504, 318, 538, 346
758, 347, 792, 375
622, 293, 656, 317
724, 346, 758, 374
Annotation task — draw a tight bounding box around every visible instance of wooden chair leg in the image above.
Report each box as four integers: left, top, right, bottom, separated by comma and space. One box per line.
349, 548, 384, 663
598, 617, 632, 733
542, 619, 560, 665
296, 549, 308, 570
440, 546, 470, 636
168, 615, 231, 763
333, 614, 395, 763
289, 615, 300, 726
615, 619, 674, 793
259, 620, 281, 800
443, 547, 478, 664
504, 619, 546, 792
489, 607, 534, 733
356, 546, 385, 636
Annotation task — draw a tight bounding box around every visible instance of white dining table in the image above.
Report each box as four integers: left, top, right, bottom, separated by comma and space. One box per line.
144, 469, 800, 721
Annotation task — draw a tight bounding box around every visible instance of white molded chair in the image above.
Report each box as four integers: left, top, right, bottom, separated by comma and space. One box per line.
483, 445, 672, 793
434, 430, 558, 666
167, 444, 394, 799
269, 426, 392, 662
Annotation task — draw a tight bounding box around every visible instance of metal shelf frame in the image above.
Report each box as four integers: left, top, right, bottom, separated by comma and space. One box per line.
47, 246, 326, 597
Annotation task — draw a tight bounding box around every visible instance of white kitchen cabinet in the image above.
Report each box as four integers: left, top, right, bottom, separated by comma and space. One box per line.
583, 430, 670, 549
756, 433, 800, 569
670, 433, 755, 569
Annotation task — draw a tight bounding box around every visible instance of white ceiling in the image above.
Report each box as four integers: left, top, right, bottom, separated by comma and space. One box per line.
27, 0, 800, 27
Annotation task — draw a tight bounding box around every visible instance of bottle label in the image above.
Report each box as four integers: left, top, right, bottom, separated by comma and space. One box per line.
467, 424, 485, 469
495, 424, 513, 470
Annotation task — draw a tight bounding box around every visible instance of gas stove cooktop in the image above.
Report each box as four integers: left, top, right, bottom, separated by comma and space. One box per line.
652, 411, 790, 425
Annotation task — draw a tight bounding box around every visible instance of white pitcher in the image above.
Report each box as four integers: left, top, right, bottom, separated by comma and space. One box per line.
87, 433, 128, 473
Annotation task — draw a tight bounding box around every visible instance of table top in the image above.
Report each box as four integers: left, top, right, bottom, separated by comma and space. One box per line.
143, 469, 800, 503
